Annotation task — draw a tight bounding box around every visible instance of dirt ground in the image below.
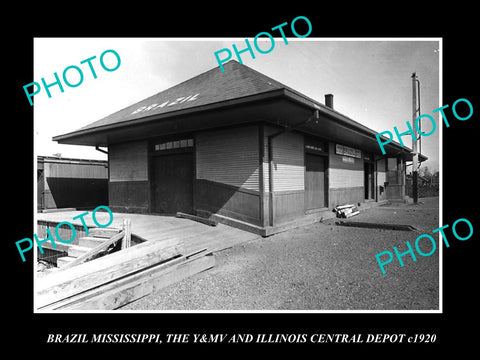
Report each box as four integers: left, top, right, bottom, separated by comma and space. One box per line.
122, 197, 440, 311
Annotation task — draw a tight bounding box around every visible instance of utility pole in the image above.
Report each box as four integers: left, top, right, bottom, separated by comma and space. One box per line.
411, 72, 419, 204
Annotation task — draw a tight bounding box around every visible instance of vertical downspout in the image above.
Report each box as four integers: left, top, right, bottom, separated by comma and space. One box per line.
267, 131, 283, 227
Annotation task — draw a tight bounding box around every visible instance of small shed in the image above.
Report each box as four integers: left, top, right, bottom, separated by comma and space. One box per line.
37, 156, 108, 211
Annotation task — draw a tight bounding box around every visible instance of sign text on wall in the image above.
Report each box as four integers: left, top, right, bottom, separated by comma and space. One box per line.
335, 144, 362, 159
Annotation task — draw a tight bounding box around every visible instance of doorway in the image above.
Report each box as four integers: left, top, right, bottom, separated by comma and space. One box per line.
364, 161, 374, 200
151, 152, 194, 214
305, 153, 327, 210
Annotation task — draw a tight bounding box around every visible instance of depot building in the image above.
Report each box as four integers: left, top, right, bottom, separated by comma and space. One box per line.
54, 60, 426, 236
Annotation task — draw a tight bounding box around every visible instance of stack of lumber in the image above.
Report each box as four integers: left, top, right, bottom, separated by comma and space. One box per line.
333, 204, 360, 218
36, 238, 215, 310
56, 228, 123, 268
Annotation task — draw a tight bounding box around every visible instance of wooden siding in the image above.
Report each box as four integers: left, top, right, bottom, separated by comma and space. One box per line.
38, 159, 108, 210
109, 140, 148, 182
196, 126, 259, 191
109, 181, 149, 213
329, 187, 364, 207
328, 141, 363, 190
263, 127, 304, 192
272, 132, 304, 191
263, 128, 270, 192
329, 168, 364, 189
261, 126, 305, 225
43, 178, 108, 209
273, 190, 304, 224
44, 162, 107, 179
195, 179, 261, 225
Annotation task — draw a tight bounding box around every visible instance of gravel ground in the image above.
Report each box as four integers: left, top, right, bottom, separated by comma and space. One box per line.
122, 197, 440, 311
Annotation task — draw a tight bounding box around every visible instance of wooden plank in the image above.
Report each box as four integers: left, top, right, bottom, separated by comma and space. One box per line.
133, 221, 200, 240
41, 208, 77, 213
44, 253, 215, 310
147, 225, 215, 244
40, 253, 194, 310
37, 238, 182, 293
176, 212, 218, 226
36, 238, 184, 308
59, 231, 125, 270
121, 219, 131, 249
56, 256, 76, 267
89, 228, 122, 238
67, 245, 91, 258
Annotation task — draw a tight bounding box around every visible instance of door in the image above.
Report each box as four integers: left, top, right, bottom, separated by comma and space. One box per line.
152, 153, 193, 214
305, 153, 327, 210
364, 162, 374, 199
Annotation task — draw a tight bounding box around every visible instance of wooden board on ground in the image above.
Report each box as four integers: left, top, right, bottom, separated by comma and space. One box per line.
59, 230, 125, 270
176, 212, 218, 226
43, 252, 215, 310
37, 238, 184, 309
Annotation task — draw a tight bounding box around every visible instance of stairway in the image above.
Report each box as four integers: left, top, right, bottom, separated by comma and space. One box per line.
56, 228, 122, 268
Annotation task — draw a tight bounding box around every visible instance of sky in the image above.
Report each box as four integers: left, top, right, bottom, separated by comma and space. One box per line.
34, 38, 441, 172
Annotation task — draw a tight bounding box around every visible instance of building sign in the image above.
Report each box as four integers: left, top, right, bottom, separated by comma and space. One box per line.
131, 93, 200, 115
336, 144, 362, 159
342, 156, 355, 164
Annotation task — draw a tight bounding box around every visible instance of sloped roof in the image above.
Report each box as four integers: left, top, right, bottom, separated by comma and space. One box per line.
53, 60, 426, 161
75, 60, 288, 132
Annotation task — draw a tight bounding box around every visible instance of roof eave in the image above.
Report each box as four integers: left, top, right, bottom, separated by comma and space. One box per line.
54, 85, 429, 163
53, 89, 286, 144
281, 88, 422, 157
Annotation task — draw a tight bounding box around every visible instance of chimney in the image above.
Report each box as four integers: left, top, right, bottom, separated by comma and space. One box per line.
325, 94, 334, 109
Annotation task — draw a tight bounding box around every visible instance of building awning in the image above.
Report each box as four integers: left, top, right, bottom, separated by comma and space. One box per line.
53, 60, 427, 162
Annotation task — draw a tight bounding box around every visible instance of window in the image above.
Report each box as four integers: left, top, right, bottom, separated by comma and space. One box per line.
154, 138, 194, 151
305, 137, 327, 154
305, 144, 324, 152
